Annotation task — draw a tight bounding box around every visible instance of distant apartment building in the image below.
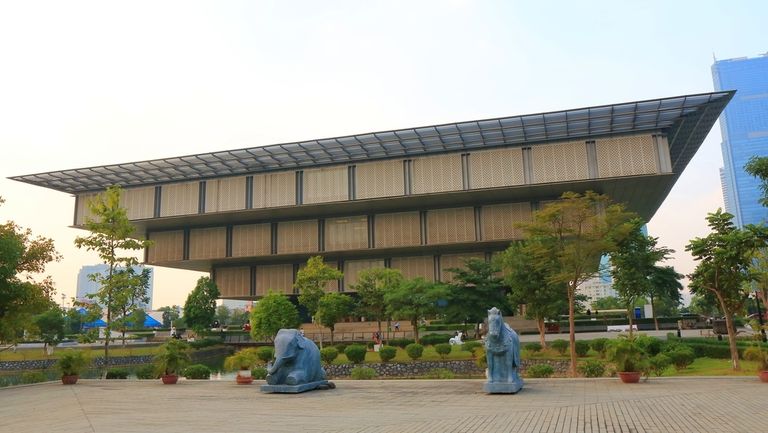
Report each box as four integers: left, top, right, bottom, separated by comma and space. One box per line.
713, 53, 768, 227
578, 256, 618, 306
76, 264, 154, 310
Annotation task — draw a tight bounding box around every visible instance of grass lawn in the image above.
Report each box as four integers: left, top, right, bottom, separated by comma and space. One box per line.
332, 344, 477, 364
0, 345, 164, 362
659, 357, 760, 377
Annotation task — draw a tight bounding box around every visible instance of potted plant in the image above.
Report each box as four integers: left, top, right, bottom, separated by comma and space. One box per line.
224, 348, 259, 384
56, 350, 89, 385
606, 335, 647, 383
154, 339, 190, 384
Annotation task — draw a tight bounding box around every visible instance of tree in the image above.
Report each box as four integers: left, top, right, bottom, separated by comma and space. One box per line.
250, 291, 300, 341
352, 268, 403, 340
744, 155, 768, 207
74, 186, 151, 374
215, 305, 231, 326
518, 191, 635, 376
316, 293, 355, 344
444, 258, 508, 337
295, 256, 343, 321
111, 267, 151, 345
129, 309, 147, 331
687, 293, 720, 317
158, 306, 181, 328
32, 306, 66, 355
646, 265, 683, 327
384, 277, 447, 343
686, 209, 768, 370
0, 196, 61, 344
183, 277, 221, 336
590, 296, 624, 311
229, 308, 250, 327
499, 241, 568, 348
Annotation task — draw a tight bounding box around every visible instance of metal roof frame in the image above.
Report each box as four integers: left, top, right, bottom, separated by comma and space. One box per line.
10, 91, 734, 194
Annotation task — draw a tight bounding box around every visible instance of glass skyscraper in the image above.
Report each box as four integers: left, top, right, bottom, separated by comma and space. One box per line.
712, 53, 768, 227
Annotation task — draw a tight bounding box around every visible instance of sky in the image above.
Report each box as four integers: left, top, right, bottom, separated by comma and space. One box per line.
1, 1, 767, 310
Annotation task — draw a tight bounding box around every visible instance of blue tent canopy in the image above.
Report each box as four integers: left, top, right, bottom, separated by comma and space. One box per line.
82, 318, 107, 328
143, 315, 162, 327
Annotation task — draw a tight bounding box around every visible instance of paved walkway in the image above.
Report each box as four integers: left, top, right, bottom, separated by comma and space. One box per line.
1, 377, 765, 432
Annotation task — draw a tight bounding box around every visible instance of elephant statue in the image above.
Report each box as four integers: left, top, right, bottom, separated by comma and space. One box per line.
266, 329, 326, 386
483, 307, 523, 393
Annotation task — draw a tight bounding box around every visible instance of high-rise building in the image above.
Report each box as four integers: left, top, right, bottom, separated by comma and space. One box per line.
76, 264, 154, 310
13, 92, 731, 304
712, 53, 768, 227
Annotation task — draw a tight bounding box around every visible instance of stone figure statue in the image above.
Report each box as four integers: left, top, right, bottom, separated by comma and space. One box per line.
483, 307, 523, 393
449, 331, 463, 345
261, 328, 333, 393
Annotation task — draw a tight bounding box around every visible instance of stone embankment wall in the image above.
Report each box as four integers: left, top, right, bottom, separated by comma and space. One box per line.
325, 359, 570, 378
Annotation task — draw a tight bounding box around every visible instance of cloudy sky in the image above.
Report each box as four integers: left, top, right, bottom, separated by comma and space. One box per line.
1, 1, 767, 309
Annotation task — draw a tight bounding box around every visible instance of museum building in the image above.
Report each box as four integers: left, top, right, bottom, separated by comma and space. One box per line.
11, 91, 733, 301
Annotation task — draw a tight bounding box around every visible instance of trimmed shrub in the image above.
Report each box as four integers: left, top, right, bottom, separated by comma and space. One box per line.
256, 347, 274, 364
251, 367, 267, 380
648, 353, 671, 377
461, 341, 483, 353
334, 344, 349, 354
136, 364, 158, 379
420, 333, 451, 346
424, 368, 455, 379
550, 339, 568, 355
635, 335, 662, 356
20, 371, 47, 384
350, 366, 377, 380
320, 347, 339, 365
524, 342, 543, 353
666, 347, 695, 370
743, 346, 764, 362
183, 364, 211, 379
345, 345, 367, 364
578, 359, 605, 378
405, 343, 424, 360
475, 347, 487, 369
574, 340, 590, 357
590, 338, 610, 357
106, 368, 129, 379
378, 345, 397, 363
388, 338, 415, 348
526, 364, 555, 378
188, 337, 221, 349
434, 343, 452, 359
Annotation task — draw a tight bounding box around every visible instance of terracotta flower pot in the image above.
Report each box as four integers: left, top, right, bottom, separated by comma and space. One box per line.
162, 374, 179, 385
618, 371, 641, 383
759, 371, 768, 383
236, 372, 254, 385
61, 375, 79, 385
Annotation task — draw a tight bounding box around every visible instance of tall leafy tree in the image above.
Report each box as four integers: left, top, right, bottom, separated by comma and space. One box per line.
32, 306, 66, 355
112, 267, 151, 345
183, 276, 221, 336
687, 293, 720, 317
646, 265, 683, 329
744, 155, 768, 207
352, 268, 403, 340
384, 277, 447, 343
295, 256, 343, 321
250, 291, 300, 341
316, 292, 355, 344
215, 305, 232, 326
0, 196, 60, 344
444, 258, 508, 337
74, 186, 151, 372
518, 191, 635, 376
158, 305, 181, 327
499, 241, 567, 348
589, 296, 624, 311
686, 209, 768, 370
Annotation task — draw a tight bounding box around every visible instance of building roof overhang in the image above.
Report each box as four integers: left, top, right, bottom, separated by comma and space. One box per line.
9, 91, 734, 194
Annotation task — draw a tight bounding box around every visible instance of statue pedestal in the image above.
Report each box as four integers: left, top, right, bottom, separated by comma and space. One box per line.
260, 380, 332, 394
484, 381, 523, 394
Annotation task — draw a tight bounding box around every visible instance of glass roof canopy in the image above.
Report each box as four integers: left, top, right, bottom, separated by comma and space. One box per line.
11, 91, 734, 194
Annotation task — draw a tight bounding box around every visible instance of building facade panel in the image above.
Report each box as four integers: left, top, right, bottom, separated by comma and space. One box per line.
530, 140, 590, 183
374, 211, 421, 248
343, 259, 385, 291
120, 186, 155, 220
189, 226, 227, 260
356, 159, 405, 199
412, 154, 463, 194
469, 147, 525, 189
439, 252, 485, 282
277, 220, 318, 254
231, 223, 271, 257
391, 256, 435, 281
147, 230, 184, 263
74, 192, 99, 226
255, 264, 294, 296
160, 182, 199, 217
480, 202, 532, 241
595, 134, 658, 178
205, 176, 246, 213
303, 166, 348, 204
426, 207, 475, 244
216, 266, 250, 298
253, 171, 295, 208
325, 216, 368, 251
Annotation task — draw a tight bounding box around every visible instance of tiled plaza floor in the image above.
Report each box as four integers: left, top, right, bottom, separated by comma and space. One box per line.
1, 377, 765, 432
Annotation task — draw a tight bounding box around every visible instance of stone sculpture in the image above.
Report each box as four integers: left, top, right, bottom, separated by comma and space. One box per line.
261, 328, 333, 393
483, 307, 523, 394
449, 331, 463, 345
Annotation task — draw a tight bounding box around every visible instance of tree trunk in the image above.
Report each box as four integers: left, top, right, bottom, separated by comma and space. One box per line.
330, 326, 334, 345
412, 317, 419, 343
567, 286, 577, 377
536, 317, 547, 349
377, 319, 383, 345
627, 304, 634, 339
650, 294, 659, 331
715, 293, 740, 370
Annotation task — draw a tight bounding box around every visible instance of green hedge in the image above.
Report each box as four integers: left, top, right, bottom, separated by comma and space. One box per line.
419, 333, 451, 346
388, 338, 415, 348
183, 364, 211, 379
106, 368, 129, 379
